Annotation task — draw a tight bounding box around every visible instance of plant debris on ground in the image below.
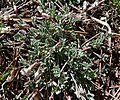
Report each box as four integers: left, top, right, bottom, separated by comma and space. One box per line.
0, 0, 120, 99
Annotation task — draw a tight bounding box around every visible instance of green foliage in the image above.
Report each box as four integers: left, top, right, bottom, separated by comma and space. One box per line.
15, 1, 101, 99
0, 72, 9, 83
112, 0, 120, 8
